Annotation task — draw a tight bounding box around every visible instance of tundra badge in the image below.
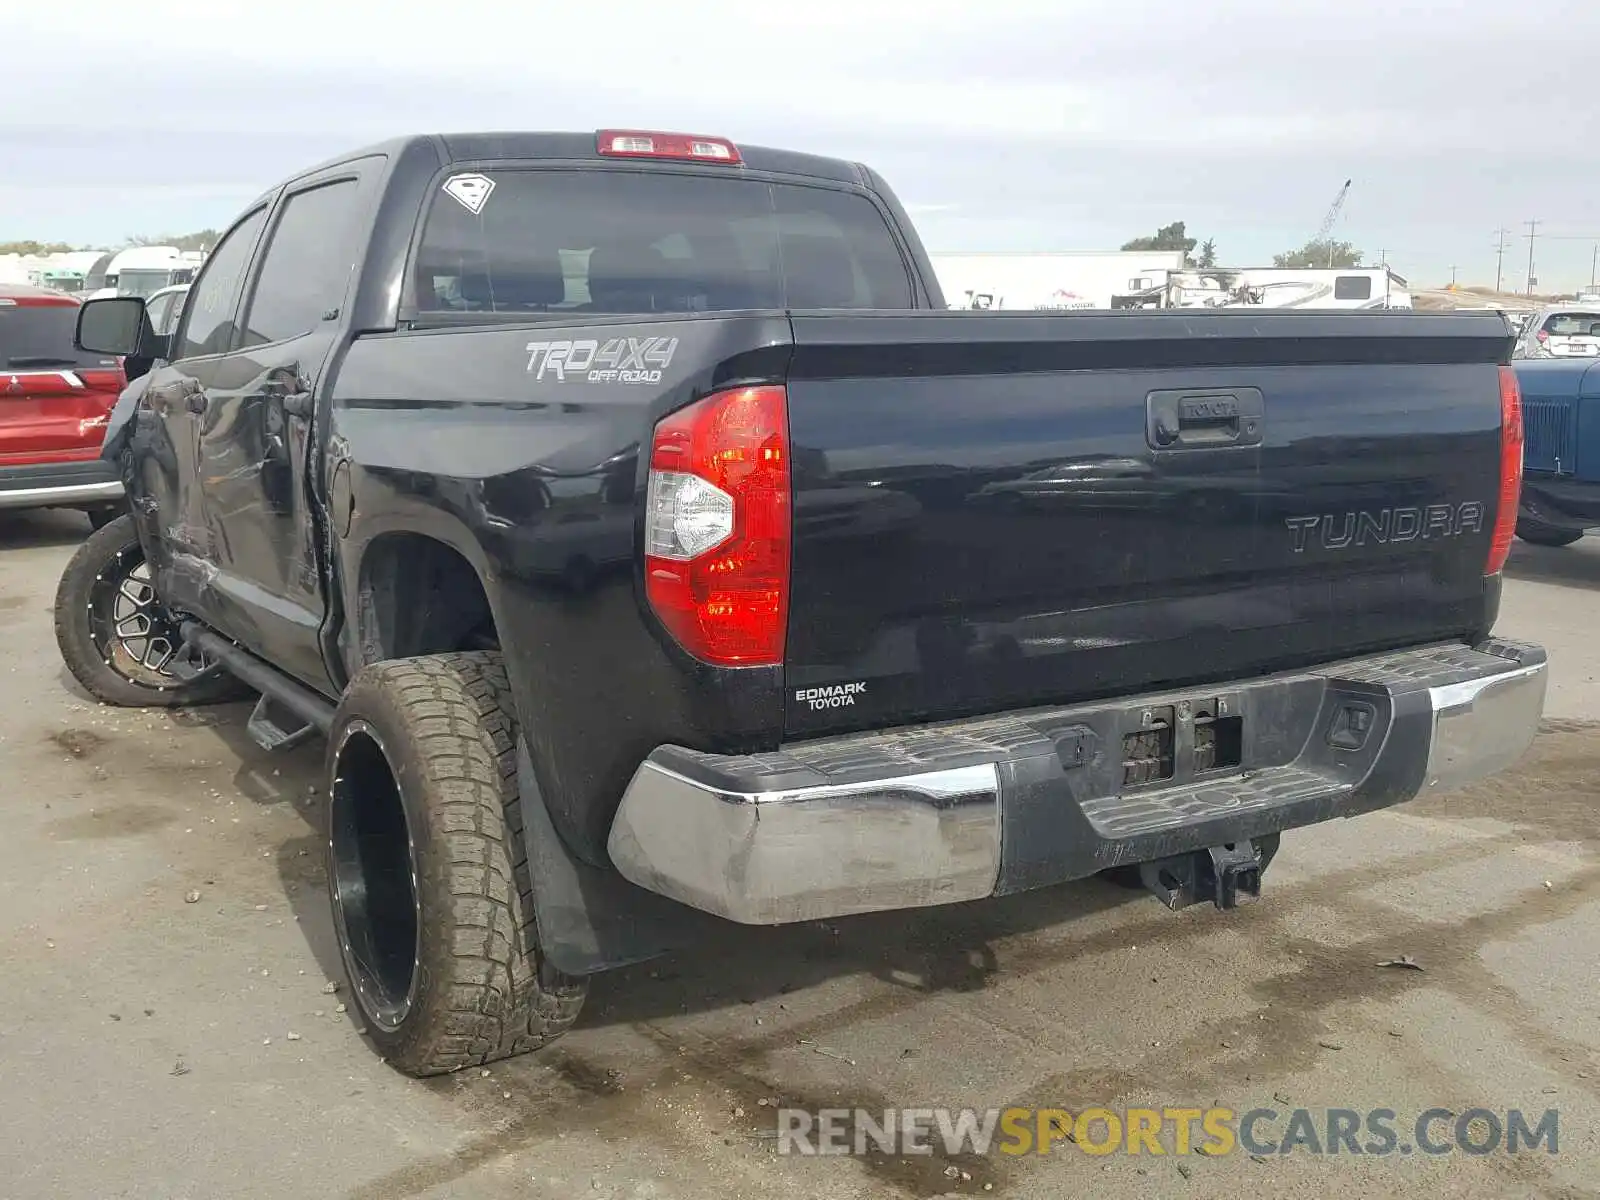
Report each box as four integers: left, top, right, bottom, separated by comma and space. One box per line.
1285, 502, 1486, 552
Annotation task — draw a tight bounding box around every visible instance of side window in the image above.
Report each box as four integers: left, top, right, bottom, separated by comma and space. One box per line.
771, 186, 912, 308
1334, 275, 1373, 301
239, 179, 363, 347
173, 207, 268, 359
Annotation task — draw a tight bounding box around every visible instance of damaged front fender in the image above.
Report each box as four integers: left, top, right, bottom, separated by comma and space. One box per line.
99, 372, 152, 464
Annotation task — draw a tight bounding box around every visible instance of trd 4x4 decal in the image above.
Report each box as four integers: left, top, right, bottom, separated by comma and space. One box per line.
525, 336, 679, 384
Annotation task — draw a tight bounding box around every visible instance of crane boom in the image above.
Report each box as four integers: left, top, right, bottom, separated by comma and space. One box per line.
1315, 179, 1352, 265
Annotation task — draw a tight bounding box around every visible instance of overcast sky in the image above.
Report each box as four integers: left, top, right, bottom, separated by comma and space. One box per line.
5, 0, 1598, 290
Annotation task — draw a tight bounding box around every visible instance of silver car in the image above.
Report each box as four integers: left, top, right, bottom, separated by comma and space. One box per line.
1513, 305, 1600, 359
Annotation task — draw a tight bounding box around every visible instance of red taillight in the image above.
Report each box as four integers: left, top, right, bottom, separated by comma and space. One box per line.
644, 385, 790, 666
1487, 365, 1524, 576
596, 129, 742, 165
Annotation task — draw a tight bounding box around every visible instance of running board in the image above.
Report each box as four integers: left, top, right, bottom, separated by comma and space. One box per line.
246, 695, 319, 751
178, 621, 336, 749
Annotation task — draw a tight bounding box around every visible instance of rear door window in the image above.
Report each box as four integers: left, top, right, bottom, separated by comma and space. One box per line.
0, 300, 113, 370
414, 168, 911, 317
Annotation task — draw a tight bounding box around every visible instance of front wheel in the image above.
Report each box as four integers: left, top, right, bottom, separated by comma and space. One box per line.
325, 651, 587, 1077
52, 513, 251, 708
1515, 517, 1584, 548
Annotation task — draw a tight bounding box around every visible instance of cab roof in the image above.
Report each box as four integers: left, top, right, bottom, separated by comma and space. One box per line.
260, 130, 868, 204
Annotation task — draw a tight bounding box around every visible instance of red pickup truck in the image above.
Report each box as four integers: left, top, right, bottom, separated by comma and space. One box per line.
0, 283, 127, 527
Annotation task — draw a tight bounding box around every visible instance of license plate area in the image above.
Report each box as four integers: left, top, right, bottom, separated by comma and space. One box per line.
1120, 692, 1245, 791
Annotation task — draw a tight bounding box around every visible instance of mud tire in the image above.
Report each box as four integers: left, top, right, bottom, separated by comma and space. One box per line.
325, 651, 587, 1077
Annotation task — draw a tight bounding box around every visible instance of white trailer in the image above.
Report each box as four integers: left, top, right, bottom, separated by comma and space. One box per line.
1116, 267, 1412, 311
85, 246, 202, 301
929, 251, 1189, 311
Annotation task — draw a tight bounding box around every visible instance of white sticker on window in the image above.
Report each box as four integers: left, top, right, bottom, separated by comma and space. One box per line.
442, 173, 495, 215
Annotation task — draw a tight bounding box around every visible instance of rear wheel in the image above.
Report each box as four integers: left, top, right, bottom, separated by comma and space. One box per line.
1515, 517, 1584, 548
52, 513, 250, 708
325, 651, 587, 1077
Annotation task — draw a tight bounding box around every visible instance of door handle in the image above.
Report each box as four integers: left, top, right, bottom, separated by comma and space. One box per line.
247, 387, 313, 418
1147, 388, 1264, 450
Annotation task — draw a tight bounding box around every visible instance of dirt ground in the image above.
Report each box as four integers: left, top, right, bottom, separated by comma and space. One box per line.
2, 509, 1598, 1200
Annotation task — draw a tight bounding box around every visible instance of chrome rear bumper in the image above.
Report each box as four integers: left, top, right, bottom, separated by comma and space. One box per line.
607, 639, 1547, 925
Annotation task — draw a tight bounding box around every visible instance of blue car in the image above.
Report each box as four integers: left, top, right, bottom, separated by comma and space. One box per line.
1516, 358, 1600, 545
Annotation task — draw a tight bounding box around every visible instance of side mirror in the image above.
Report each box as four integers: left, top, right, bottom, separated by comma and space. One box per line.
76, 296, 156, 357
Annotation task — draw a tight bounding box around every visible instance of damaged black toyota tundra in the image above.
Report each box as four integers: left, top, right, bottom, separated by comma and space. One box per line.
59, 129, 1546, 1077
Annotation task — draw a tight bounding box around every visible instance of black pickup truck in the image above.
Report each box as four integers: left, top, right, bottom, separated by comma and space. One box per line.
59, 129, 1546, 1077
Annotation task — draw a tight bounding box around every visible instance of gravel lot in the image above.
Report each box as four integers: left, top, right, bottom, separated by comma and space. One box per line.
2, 509, 1597, 1200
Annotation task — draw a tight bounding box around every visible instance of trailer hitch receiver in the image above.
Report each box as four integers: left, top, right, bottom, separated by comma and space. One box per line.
1138, 840, 1267, 912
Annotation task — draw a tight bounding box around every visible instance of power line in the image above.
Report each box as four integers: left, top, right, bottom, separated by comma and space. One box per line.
1525, 219, 1542, 296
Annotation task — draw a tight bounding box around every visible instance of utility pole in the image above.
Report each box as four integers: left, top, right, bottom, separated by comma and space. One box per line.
1592, 243, 1598, 291
1525, 219, 1541, 296
1493, 228, 1512, 292
1449, 264, 1460, 288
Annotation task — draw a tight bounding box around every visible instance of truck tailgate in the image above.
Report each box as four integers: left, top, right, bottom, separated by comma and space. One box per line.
782, 310, 1514, 737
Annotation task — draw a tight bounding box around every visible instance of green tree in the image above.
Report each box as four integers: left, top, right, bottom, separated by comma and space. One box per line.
1123, 221, 1210, 266
1274, 239, 1363, 269
1196, 238, 1218, 269
0, 240, 76, 255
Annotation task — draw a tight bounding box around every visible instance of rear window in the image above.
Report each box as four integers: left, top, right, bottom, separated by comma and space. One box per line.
0, 300, 110, 370
1544, 312, 1600, 337
414, 168, 913, 316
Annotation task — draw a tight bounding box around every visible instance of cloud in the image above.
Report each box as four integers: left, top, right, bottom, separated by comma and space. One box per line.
4, 0, 1598, 287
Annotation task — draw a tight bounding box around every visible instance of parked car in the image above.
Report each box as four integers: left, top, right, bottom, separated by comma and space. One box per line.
1510, 357, 1600, 545
1513, 305, 1600, 359
58, 128, 1545, 1079
0, 283, 127, 527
